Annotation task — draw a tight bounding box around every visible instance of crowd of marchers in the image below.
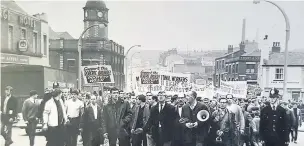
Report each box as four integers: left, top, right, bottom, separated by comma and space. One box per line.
1, 86, 304, 146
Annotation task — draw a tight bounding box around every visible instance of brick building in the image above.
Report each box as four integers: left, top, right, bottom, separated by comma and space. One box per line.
49, 0, 125, 90
1, 0, 76, 97
214, 40, 259, 87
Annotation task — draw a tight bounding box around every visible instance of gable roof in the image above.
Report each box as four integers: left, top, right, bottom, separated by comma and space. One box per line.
266, 52, 304, 65
49, 27, 74, 39
241, 49, 261, 57
1, 0, 27, 14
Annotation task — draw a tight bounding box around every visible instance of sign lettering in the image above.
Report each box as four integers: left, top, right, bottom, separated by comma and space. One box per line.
81, 65, 114, 84
19, 15, 36, 28
1, 53, 29, 64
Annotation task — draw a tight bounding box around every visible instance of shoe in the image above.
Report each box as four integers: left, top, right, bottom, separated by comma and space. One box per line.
5, 140, 13, 146
294, 141, 297, 144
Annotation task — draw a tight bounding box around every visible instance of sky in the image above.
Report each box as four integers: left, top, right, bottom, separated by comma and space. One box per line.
15, 0, 304, 51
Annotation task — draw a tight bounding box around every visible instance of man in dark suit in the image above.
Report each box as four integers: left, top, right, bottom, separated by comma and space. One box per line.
131, 94, 150, 146
260, 88, 290, 146
181, 91, 210, 146
102, 89, 133, 146
143, 91, 178, 146
171, 97, 185, 146
80, 95, 104, 146
1, 86, 17, 146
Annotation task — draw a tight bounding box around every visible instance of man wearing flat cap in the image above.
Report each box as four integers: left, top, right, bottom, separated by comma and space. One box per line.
1, 86, 17, 146
260, 88, 290, 146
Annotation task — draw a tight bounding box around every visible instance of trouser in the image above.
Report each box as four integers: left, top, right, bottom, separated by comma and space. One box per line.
66, 117, 80, 146
1, 120, 13, 146
26, 119, 38, 146
171, 140, 183, 146
291, 126, 298, 141
146, 134, 155, 146
240, 135, 252, 146
108, 136, 131, 146
132, 132, 147, 146
183, 142, 204, 146
46, 125, 65, 146
265, 141, 288, 146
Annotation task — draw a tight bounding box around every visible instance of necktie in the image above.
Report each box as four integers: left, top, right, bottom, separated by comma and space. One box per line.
54, 99, 64, 126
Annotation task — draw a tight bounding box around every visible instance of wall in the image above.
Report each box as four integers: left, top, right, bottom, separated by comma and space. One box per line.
261, 66, 304, 99
1, 5, 49, 66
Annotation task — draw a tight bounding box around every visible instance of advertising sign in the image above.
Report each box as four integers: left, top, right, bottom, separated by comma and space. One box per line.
1, 53, 29, 64
81, 65, 114, 84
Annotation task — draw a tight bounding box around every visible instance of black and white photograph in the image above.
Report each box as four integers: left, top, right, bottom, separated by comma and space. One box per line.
1, 0, 304, 146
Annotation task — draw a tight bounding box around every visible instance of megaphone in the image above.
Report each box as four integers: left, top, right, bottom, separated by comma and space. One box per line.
197, 110, 209, 122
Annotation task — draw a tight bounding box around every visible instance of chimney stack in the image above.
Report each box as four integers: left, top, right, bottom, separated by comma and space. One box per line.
228, 45, 233, 53
271, 42, 281, 53
240, 41, 246, 51
241, 19, 246, 42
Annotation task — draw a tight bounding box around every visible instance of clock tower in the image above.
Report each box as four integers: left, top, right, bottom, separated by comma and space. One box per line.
83, 0, 109, 39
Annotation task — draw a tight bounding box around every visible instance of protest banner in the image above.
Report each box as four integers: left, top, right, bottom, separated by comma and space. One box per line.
81, 65, 114, 84
136, 71, 190, 94
216, 81, 247, 98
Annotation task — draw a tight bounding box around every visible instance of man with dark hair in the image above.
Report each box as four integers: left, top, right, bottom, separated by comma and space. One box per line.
143, 91, 177, 146
181, 91, 210, 146
43, 89, 68, 146
22, 90, 39, 146
131, 95, 150, 146
171, 95, 178, 106
66, 89, 84, 146
1, 86, 17, 146
103, 89, 133, 146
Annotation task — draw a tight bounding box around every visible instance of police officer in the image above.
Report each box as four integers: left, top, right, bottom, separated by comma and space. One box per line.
260, 88, 289, 146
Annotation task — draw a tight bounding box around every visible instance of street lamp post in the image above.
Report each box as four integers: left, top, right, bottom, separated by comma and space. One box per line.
124, 45, 141, 92
253, 0, 290, 98
130, 51, 141, 91
77, 24, 104, 90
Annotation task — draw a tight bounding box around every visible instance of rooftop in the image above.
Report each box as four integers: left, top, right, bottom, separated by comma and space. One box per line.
84, 0, 107, 9
266, 52, 304, 65
49, 27, 74, 39
241, 49, 261, 57
1, 0, 27, 14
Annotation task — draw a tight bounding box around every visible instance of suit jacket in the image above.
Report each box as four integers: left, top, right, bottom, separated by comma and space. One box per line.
260, 105, 289, 143
172, 106, 185, 141
1, 95, 18, 122
131, 104, 150, 130
80, 104, 104, 134
181, 102, 211, 144
143, 102, 177, 143
102, 100, 133, 139
291, 108, 302, 127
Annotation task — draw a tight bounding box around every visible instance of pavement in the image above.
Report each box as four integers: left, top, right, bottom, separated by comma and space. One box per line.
2, 124, 304, 146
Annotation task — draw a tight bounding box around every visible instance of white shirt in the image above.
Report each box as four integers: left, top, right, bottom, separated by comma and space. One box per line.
271, 103, 278, 110
43, 98, 68, 127
66, 99, 84, 118
190, 100, 197, 110
92, 104, 98, 119
159, 103, 165, 113
178, 107, 182, 117
3, 95, 11, 114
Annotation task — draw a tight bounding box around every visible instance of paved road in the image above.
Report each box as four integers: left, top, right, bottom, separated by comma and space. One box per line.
2, 127, 304, 146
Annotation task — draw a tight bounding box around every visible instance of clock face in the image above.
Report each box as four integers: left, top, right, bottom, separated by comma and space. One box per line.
97, 11, 103, 17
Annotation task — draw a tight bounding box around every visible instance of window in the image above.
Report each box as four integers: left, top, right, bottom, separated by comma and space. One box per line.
228, 65, 231, 73
33, 32, 38, 53
21, 28, 26, 39
246, 64, 255, 73
60, 40, 64, 48
59, 55, 63, 69
94, 25, 98, 37
235, 64, 239, 73
232, 64, 235, 73
225, 65, 228, 73
67, 59, 76, 68
222, 60, 225, 69
8, 25, 13, 50
275, 68, 284, 80
43, 35, 47, 55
